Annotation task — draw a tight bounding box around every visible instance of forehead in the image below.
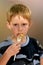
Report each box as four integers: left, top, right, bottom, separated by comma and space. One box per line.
10, 15, 29, 23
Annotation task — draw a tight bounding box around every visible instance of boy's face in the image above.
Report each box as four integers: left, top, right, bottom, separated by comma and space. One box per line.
7, 15, 31, 38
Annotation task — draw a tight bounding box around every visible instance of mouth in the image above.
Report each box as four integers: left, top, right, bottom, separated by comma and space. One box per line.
17, 33, 23, 36
17, 33, 24, 42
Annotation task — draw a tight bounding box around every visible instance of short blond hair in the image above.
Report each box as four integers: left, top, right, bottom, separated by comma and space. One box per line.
7, 4, 31, 22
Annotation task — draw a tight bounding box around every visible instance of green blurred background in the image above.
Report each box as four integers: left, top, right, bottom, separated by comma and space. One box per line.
0, 0, 43, 46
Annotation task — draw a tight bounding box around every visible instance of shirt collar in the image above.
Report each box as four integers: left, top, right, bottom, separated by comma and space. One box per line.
7, 35, 30, 47
21, 35, 29, 47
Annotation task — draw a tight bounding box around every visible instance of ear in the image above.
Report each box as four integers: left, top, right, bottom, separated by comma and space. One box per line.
29, 20, 32, 27
6, 21, 11, 30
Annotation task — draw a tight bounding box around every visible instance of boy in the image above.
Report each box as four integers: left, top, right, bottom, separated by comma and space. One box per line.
0, 4, 43, 65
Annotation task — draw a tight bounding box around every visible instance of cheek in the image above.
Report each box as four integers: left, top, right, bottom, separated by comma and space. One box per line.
23, 26, 29, 34
11, 28, 18, 35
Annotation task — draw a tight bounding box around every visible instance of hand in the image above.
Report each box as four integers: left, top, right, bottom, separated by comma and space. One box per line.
5, 42, 21, 57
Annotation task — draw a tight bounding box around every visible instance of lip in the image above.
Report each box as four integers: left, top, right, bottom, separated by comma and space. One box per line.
17, 33, 22, 36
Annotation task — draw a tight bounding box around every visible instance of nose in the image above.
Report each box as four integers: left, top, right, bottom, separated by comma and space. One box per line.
18, 25, 22, 31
